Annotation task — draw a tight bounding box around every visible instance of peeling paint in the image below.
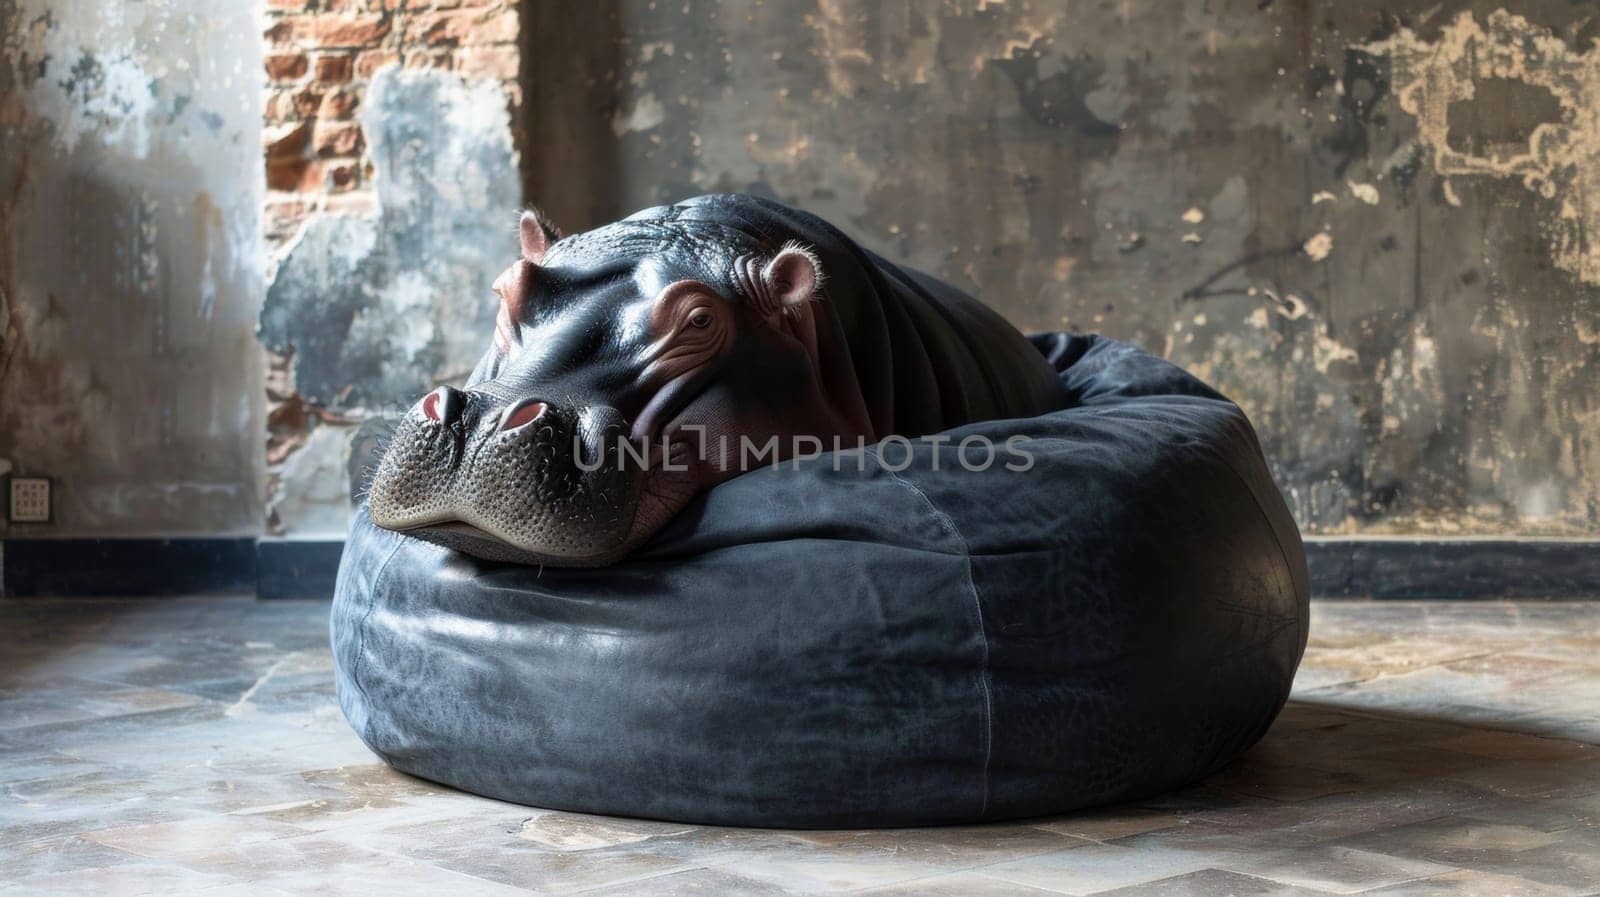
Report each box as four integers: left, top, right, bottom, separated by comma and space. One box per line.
1346, 180, 1380, 205
612, 91, 665, 136
1302, 232, 1333, 262
1368, 10, 1600, 284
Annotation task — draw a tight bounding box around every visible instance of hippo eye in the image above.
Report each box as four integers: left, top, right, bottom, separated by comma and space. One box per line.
688, 308, 713, 329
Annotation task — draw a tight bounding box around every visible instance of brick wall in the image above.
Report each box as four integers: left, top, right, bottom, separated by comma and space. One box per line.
260, 0, 520, 254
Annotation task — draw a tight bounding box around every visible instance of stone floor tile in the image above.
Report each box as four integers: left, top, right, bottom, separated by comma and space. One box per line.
1186, 779, 1503, 848
0, 678, 200, 731
0, 860, 241, 897
1336, 817, 1566, 868
514, 811, 697, 850
1206, 752, 1369, 803
781, 823, 1085, 860
977, 842, 1213, 895
166, 885, 300, 897
1220, 845, 1457, 894
246, 854, 540, 897
1090, 867, 1337, 897
1456, 829, 1600, 892
1459, 792, 1600, 833
688, 825, 1080, 893
1436, 731, 1597, 762
1133, 784, 1264, 813
295, 762, 450, 801
0, 834, 144, 879
1035, 806, 1187, 841
324, 811, 697, 894
1440, 756, 1600, 800
859, 869, 1070, 895
582, 866, 823, 896
0, 774, 220, 848
1296, 665, 1580, 732
83, 814, 308, 862
232, 791, 483, 834
1359, 869, 1588, 896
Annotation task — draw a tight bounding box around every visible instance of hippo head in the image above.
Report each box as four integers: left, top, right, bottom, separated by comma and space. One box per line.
366, 206, 877, 566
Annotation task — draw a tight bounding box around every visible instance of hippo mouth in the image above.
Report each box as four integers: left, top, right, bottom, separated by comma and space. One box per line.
399, 521, 631, 566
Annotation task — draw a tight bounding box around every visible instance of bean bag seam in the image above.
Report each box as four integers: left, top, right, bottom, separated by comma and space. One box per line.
348, 537, 407, 754
878, 458, 993, 819
1202, 416, 1311, 709
1209, 413, 1308, 616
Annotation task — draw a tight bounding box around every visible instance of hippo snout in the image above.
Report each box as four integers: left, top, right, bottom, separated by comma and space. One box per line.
366, 387, 641, 565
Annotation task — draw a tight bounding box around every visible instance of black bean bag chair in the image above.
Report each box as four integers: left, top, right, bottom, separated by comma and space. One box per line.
331, 332, 1309, 828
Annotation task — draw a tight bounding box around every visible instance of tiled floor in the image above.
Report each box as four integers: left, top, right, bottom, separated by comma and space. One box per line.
1, 598, 1596, 896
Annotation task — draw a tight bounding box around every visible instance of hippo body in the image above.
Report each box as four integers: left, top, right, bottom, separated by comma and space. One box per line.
368, 194, 1066, 565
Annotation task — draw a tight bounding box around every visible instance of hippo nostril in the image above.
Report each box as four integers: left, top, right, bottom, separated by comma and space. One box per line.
420, 386, 462, 423
501, 400, 548, 432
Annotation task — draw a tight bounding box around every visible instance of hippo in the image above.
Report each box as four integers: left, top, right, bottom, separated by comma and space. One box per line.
367, 194, 1066, 566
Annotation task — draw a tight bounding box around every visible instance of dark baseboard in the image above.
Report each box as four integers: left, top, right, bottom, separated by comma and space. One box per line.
1, 536, 1595, 600
0, 537, 345, 600
0, 538, 258, 598
256, 540, 348, 600
1304, 538, 1600, 599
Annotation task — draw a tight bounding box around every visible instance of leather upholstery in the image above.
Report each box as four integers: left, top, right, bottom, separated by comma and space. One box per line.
332, 332, 1309, 828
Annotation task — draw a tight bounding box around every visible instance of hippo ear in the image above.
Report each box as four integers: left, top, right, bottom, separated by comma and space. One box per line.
519, 209, 561, 263
760, 242, 823, 312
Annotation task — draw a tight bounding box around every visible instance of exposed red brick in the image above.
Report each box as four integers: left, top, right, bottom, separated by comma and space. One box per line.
467, 8, 518, 44
318, 89, 360, 120
265, 0, 311, 10
264, 52, 309, 81
308, 15, 392, 48
405, 8, 513, 47
313, 54, 354, 84
296, 160, 328, 192
265, 157, 310, 191
327, 162, 359, 189
262, 89, 299, 122
406, 50, 457, 71
262, 17, 301, 45
353, 49, 400, 77
313, 121, 365, 157
264, 87, 324, 121
264, 121, 309, 160
458, 44, 518, 80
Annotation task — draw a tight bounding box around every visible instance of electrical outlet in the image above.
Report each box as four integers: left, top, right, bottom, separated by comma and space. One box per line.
7, 477, 51, 523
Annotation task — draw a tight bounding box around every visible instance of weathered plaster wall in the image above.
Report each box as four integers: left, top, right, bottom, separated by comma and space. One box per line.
522, 0, 1600, 537
0, 0, 264, 537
